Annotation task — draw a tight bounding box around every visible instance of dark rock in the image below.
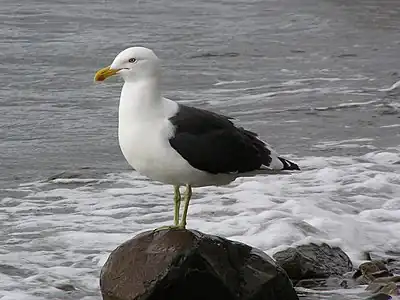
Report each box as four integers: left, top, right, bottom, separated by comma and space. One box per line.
388, 260, 400, 275
295, 278, 326, 289
370, 270, 393, 278
363, 252, 400, 275
373, 276, 400, 284
365, 293, 393, 300
100, 229, 299, 300
361, 261, 388, 274
353, 261, 393, 285
366, 280, 400, 300
366, 281, 398, 294
272, 243, 353, 282
295, 277, 353, 289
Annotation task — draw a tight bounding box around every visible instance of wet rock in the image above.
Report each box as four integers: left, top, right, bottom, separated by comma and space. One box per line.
388, 260, 400, 275
366, 280, 399, 293
373, 276, 400, 284
366, 280, 400, 300
100, 229, 299, 300
294, 278, 326, 289
365, 293, 393, 300
272, 243, 353, 282
354, 261, 400, 299
295, 277, 352, 289
353, 261, 393, 285
360, 261, 388, 274
363, 252, 400, 275
389, 265, 400, 275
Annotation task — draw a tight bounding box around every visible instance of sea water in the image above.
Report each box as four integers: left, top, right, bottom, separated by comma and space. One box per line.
1, 0, 399, 299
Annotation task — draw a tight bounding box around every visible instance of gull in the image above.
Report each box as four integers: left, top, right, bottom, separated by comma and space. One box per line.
94, 46, 300, 229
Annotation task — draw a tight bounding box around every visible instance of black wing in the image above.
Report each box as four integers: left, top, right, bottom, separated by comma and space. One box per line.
168, 104, 274, 174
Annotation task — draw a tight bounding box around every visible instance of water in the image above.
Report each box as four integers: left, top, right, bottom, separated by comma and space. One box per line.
0, 0, 399, 299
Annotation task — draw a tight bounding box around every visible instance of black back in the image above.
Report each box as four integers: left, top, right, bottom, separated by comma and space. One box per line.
168, 105, 272, 174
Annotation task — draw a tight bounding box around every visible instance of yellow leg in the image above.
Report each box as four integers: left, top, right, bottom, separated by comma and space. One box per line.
179, 184, 192, 228
173, 185, 181, 226
154, 185, 184, 232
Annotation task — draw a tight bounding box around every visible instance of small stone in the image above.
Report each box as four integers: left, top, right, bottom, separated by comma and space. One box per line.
353, 261, 393, 285
360, 261, 388, 275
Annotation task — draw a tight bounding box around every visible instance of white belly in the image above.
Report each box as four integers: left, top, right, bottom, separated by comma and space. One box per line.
118, 118, 211, 186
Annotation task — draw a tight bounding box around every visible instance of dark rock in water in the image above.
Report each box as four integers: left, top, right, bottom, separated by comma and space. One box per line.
294, 278, 326, 289
360, 261, 388, 275
365, 293, 393, 300
100, 229, 299, 300
366, 280, 399, 293
366, 280, 400, 300
295, 277, 352, 289
352, 261, 400, 299
353, 261, 393, 285
362, 252, 400, 275
272, 243, 353, 282
389, 262, 400, 275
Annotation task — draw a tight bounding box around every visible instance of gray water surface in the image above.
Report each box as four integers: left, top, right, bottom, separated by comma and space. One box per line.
1, 0, 399, 299
1, 0, 399, 188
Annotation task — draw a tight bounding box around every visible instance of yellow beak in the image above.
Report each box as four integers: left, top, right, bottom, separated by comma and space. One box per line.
94, 66, 119, 82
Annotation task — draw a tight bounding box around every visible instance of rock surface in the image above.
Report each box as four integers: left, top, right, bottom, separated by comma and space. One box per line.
272, 243, 353, 282
353, 260, 393, 285
294, 277, 349, 289
349, 260, 400, 299
100, 229, 299, 300
363, 252, 400, 276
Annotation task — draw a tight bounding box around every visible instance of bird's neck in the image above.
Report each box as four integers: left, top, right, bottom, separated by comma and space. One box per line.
119, 77, 163, 120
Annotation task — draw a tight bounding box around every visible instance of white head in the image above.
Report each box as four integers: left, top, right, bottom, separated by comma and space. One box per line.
94, 46, 161, 83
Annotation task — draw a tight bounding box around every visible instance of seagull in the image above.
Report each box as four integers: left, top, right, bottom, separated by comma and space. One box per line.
94, 46, 300, 230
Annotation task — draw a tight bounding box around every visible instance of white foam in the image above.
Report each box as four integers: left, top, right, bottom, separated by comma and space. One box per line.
380, 124, 400, 128
1, 147, 399, 300
213, 80, 249, 86
378, 79, 400, 92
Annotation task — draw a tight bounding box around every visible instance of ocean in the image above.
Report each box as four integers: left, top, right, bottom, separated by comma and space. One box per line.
0, 0, 399, 299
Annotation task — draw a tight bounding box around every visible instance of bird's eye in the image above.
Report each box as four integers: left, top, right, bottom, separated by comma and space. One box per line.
128, 58, 136, 63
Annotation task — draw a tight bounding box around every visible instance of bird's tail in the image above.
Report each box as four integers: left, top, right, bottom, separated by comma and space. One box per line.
277, 157, 300, 171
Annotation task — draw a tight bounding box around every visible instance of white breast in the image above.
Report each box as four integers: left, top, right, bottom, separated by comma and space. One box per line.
118, 83, 209, 185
